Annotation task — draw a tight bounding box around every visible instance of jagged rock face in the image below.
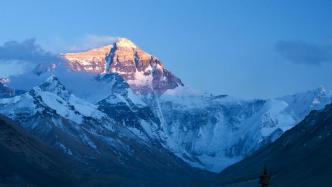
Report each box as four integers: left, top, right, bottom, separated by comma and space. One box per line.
65, 45, 112, 73
64, 38, 183, 95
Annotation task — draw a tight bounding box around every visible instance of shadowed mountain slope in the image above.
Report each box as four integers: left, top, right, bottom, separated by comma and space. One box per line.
218, 103, 332, 187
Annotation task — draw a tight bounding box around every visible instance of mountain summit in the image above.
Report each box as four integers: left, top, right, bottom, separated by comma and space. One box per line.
64, 38, 183, 95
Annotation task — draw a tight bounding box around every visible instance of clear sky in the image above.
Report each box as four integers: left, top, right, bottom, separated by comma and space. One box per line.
0, 0, 332, 99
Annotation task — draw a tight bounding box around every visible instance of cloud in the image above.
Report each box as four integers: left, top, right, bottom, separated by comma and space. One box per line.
0, 39, 60, 89
0, 39, 63, 77
9, 62, 115, 103
275, 40, 332, 65
0, 38, 61, 64
64, 35, 118, 52
0, 62, 26, 77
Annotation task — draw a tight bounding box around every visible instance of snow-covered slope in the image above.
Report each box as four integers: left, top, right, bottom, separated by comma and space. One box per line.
157, 86, 332, 172
96, 73, 163, 141
0, 76, 107, 124
0, 75, 196, 179
0, 75, 114, 157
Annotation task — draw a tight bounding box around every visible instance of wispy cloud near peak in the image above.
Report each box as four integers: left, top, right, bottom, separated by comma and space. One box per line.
0, 39, 62, 77
65, 35, 119, 52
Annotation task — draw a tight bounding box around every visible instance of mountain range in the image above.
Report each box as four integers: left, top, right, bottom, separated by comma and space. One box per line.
0, 37, 331, 186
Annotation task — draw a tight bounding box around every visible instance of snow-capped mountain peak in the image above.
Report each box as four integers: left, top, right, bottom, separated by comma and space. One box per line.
0, 76, 107, 124
36, 75, 70, 99
114, 37, 137, 48
64, 37, 183, 95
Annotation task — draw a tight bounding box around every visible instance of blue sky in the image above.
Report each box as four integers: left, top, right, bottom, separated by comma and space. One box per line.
0, 0, 332, 99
